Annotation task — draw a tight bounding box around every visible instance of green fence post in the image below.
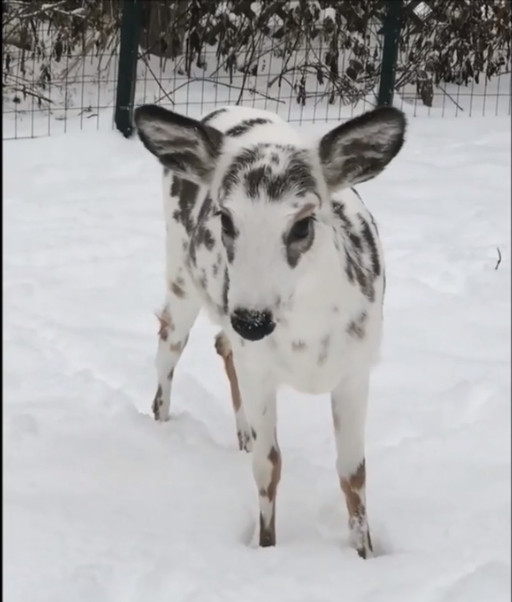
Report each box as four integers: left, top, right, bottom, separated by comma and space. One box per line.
377, 0, 402, 107
115, 0, 141, 138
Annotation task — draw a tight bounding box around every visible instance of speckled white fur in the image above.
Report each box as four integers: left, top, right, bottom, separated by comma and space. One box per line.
135, 103, 406, 554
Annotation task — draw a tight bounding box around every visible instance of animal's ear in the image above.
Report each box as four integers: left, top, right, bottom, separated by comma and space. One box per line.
134, 104, 224, 184
318, 106, 406, 191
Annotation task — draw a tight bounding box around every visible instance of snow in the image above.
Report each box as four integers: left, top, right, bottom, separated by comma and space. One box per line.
3, 110, 511, 601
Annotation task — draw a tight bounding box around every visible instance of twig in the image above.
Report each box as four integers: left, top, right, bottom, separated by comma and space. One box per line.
3, 0, 68, 25
437, 84, 464, 112
155, 77, 285, 105
9, 85, 53, 104
139, 53, 175, 106
495, 247, 502, 271
236, 32, 261, 105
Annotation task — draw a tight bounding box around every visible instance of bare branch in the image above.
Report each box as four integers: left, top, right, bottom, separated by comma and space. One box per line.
154, 77, 285, 106
495, 247, 502, 271
9, 86, 53, 104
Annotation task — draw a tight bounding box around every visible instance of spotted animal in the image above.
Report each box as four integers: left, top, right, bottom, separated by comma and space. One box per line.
134, 103, 406, 557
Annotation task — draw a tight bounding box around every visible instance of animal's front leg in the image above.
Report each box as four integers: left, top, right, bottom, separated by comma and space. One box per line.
214, 331, 253, 452
331, 373, 373, 558
152, 281, 199, 421
237, 366, 281, 546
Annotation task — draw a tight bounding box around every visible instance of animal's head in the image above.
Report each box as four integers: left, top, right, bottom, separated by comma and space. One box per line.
135, 105, 406, 341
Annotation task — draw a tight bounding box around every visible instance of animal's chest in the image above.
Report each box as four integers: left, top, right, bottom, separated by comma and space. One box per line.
270, 312, 350, 394
262, 287, 351, 394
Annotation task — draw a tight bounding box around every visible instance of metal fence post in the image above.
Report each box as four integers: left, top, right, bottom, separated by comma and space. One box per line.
377, 0, 402, 107
115, 0, 141, 138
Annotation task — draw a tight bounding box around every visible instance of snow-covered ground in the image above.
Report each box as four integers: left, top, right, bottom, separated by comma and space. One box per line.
4, 110, 511, 601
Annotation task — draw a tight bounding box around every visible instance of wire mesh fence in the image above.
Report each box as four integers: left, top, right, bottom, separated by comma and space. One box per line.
134, 15, 384, 125
2, 0, 511, 141
3, 0, 121, 139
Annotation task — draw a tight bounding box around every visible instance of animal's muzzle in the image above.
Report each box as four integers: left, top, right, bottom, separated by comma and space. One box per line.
230, 308, 275, 341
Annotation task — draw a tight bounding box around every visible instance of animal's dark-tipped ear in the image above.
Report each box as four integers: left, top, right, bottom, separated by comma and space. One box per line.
318, 107, 406, 191
134, 104, 224, 184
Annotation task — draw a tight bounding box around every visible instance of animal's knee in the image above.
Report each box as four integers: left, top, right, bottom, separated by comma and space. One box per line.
214, 330, 232, 358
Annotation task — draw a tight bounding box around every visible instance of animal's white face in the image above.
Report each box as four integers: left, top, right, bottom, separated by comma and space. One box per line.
134, 105, 406, 341
218, 191, 321, 335
209, 142, 326, 339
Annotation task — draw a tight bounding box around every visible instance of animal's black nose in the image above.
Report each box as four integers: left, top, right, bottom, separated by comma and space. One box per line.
230, 309, 275, 341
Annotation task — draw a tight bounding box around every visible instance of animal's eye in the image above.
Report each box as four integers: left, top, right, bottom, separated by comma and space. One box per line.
289, 216, 314, 243
220, 212, 236, 238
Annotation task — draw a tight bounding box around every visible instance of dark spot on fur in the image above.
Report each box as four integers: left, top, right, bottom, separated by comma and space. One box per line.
359, 215, 381, 277
194, 215, 215, 253
221, 144, 316, 202
170, 340, 183, 352
172, 176, 199, 234
225, 241, 235, 263
280, 153, 317, 198
203, 229, 215, 250
212, 252, 222, 277
222, 268, 230, 314
226, 118, 271, 137
244, 165, 271, 199
221, 146, 263, 199
201, 107, 228, 124
335, 201, 381, 302
244, 155, 316, 201
170, 175, 181, 197
318, 335, 331, 365
340, 459, 373, 558
238, 430, 252, 451
259, 513, 276, 547
349, 232, 363, 251
157, 310, 172, 340
344, 250, 374, 302
199, 269, 208, 289
152, 385, 163, 419
332, 201, 352, 229
347, 311, 367, 338
189, 196, 215, 265
257, 444, 281, 546
170, 281, 186, 298
268, 445, 279, 467
189, 240, 197, 266
259, 446, 281, 501
169, 341, 183, 353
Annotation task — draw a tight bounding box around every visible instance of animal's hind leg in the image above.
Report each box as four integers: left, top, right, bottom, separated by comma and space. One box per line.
214, 331, 253, 452
152, 280, 200, 421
